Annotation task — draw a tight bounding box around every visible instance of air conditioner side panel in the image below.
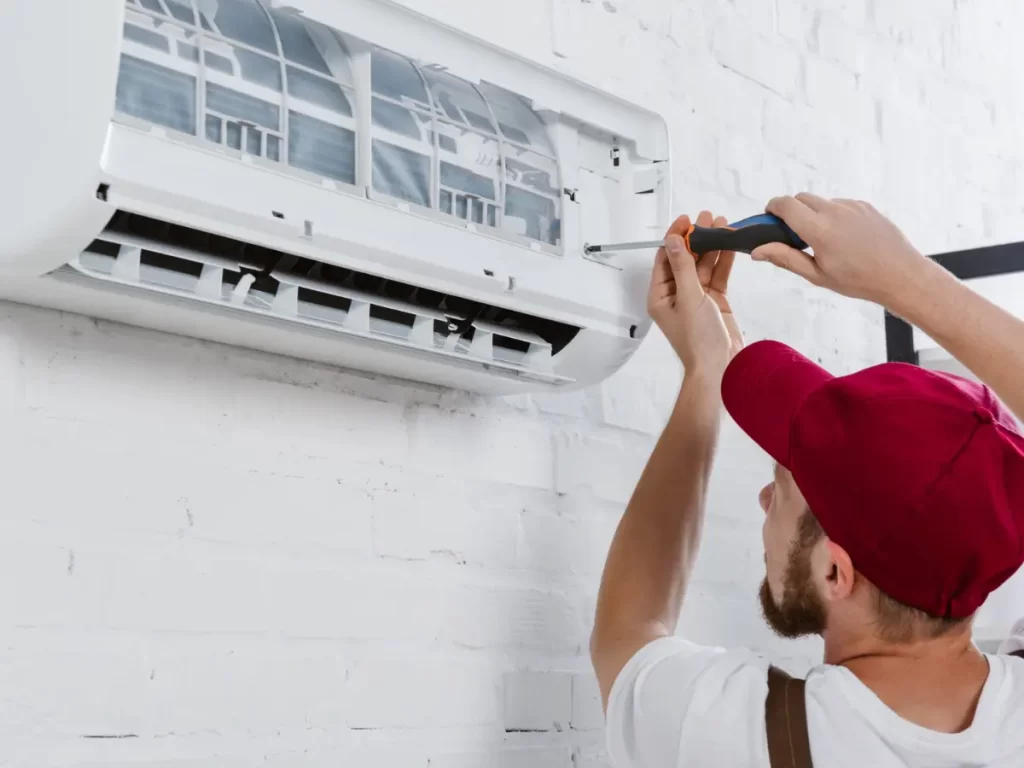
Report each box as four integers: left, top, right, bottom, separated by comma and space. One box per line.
0, 0, 121, 276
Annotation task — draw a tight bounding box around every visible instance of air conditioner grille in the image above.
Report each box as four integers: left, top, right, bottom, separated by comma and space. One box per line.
65, 211, 577, 383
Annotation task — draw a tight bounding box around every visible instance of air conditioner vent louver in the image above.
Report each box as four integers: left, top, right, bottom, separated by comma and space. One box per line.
64, 211, 577, 384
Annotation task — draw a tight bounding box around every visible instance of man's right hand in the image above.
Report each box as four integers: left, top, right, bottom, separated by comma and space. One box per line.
750, 193, 929, 307
752, 191, 1024, 430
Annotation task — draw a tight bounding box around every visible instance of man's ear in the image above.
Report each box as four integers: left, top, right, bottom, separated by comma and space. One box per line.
823, 539, 856, 601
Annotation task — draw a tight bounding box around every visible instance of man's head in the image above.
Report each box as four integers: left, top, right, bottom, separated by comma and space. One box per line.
757, 462, 971, 642
722, 341, 1024, 644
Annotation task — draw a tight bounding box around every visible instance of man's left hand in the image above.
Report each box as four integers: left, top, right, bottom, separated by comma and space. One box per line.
647, 211, 744, 379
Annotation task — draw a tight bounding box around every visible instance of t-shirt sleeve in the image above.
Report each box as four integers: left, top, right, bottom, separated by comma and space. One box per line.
997, 617, 1024, 654
605, 635, 772, 768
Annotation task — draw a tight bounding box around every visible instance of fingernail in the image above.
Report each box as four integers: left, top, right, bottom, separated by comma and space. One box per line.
665, 237, 683, 254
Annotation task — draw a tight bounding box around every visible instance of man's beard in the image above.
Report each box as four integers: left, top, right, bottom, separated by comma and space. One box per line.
759, 511, 828, 639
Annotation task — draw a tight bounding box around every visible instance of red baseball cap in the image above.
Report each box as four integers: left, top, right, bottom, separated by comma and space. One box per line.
722, 340, 1024, 619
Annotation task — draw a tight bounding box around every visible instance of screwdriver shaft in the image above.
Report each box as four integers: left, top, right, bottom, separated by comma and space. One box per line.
584, 239, 665, 254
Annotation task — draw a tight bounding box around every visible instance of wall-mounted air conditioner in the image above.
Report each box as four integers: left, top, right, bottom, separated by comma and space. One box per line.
0, 0, 671, 393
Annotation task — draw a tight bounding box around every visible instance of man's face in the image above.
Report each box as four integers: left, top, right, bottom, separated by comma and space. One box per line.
757, 463, 828, 638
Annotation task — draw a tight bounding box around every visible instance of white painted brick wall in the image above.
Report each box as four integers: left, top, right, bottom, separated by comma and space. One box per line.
2, 1, 1024, 765
504, 671, 573, 731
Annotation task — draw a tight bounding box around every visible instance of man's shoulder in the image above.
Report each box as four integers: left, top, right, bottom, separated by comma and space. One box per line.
996, 618, 1024, 655
985, 650, 1024, 700
610, 635, 829, 706
611, 636, 773, 695
606, 636, 780, 768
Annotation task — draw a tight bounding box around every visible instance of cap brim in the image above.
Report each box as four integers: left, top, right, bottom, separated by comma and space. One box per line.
721, 340, 834, 467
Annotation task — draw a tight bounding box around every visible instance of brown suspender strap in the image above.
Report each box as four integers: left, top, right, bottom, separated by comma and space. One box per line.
766, 665, 813, 768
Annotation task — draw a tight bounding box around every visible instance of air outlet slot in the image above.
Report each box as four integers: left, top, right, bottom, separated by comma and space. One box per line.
370, 305, 417, 328
494, 335, 530, 354
299, 287, 351, 314
140, 250, 203, 279
71, 210, 577, 384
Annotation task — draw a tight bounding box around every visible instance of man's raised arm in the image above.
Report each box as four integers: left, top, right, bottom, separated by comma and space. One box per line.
754, 194, 1024, 424
590, 211, 744, 710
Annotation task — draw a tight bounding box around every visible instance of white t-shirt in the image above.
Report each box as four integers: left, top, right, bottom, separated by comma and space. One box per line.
607, 620, 1024, 767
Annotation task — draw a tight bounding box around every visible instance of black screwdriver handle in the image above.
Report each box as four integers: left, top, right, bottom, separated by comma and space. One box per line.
686, 213, 808, 256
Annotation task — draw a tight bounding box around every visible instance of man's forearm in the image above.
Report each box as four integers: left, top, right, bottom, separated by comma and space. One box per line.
592, 372, 721, 657
888, 259, 1024, 422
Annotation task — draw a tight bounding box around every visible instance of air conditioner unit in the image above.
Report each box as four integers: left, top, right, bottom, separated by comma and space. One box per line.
0, 0, 671, 394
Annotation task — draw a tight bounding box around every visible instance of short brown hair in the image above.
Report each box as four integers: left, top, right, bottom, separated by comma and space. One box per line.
801, 510, 973, 643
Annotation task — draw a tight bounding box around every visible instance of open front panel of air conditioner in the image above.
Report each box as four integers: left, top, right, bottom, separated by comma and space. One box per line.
0, 0, 671, 393
65, 210, 577, 385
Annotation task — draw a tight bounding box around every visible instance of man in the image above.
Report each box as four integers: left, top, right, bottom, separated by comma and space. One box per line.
590, 194, 1024, 767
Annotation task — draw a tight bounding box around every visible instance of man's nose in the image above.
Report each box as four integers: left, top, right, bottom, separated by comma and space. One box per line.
758, 483, 773, 514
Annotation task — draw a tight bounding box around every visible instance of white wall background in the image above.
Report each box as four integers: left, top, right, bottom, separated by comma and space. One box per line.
2, 1, 1024, 765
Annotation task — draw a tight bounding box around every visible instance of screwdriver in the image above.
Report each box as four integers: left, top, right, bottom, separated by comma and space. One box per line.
583, 213, 808, 256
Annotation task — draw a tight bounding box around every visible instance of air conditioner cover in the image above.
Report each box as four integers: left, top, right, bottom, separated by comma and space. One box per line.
0, 0, 671, 394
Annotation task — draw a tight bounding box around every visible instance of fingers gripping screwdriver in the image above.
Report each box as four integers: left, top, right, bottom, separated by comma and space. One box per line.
583, 213, 808, 257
